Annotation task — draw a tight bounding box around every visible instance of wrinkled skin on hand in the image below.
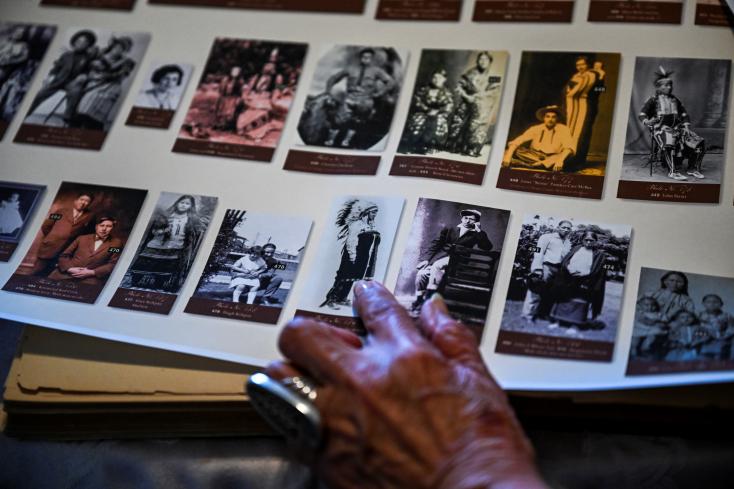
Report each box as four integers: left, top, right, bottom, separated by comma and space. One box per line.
266, 281, 547, 489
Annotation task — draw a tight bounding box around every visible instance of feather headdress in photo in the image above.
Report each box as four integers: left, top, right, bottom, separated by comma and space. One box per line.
335, 199, 378, 241
653, 66, 674, 87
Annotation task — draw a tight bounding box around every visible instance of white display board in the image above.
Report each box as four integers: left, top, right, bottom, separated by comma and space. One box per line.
1, 0, 733, 391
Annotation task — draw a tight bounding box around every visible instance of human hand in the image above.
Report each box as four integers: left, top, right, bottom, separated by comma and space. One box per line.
266, 281, 546, 489
69, 267, 95, 278
416, 260, 429, 270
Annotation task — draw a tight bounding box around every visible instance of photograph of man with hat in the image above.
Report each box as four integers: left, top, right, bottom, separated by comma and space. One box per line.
502, 104, 576, 171
411, 207, 494, 311
22, 28, 149, 132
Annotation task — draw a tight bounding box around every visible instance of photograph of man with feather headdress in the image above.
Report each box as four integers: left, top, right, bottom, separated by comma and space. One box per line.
295, 195, 403, 326
618, 56, 730, 202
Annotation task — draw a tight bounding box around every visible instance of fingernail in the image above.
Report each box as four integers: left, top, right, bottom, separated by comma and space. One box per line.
353, 280, 375, 297
428, 293, 448, 313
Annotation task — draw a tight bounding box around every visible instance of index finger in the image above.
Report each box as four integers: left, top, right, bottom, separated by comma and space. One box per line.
352, 280, 424, 345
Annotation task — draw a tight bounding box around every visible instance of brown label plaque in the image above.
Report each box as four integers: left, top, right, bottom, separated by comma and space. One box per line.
185, 296, 282, 324
294, 309, 366, 335
695, 2, 734, 26
617, 181, 720, 204
376, 0, 462, 20
0, 121, 9, 141
14, 124, 107, 151
473, 0, 574, 22
3, 275, 104, 304
496, 330, 615, 362
390, 155, 486, 185
41, 0, 136, 8
496, 168, 604, 199
0, 242, 18, 262
108, 288, 179, 315
627, 359, 734, 376
126, 107, 175, 129
283, 150, 381, 175
172, 137, 275, 162
588, 1, 683, 23
147, 0, 366, 12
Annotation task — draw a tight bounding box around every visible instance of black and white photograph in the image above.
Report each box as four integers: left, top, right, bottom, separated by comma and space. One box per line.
173, 38, 307, 161
0, 22, 56, 140
134, 62, 192, 110
496, 51, 620, 199
3, 181, 147, 304
627, 268, 734, 376
284, 45, 408, 175
496, 214, 631, 362
15, 28, 150, 150
296, 45, 407, 151
0, 181, 46, 262
295, 195, 404, 332
393, 198, 510, 340
185, 209, 312, 325
390, 50, 507, 185
617, 57, 731, 203
126, 61, 193, 128
109, 192, 217, 315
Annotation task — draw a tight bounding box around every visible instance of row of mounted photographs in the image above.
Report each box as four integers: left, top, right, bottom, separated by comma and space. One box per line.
1, 24, 731, 203
0, 181, 732, 378
38, 0, 733, 27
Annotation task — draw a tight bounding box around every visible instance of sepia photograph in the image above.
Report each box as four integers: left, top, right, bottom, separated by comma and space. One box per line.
390, 49, 507, 184
0, 22, 56, 140
627, 268, 734, 375
295, 45, 408, 152
0, 181, 46, 262
393, 198, 510, 340
295, 195, 404, 332
173, 38, 307, 161
496, 214, 631, 362
109, 192, 217, 315
15, 28, 150, 150
497, 51, 620, 199
3, 182, 147, 304
617, 57, 730, 203
185, 209, 312, 324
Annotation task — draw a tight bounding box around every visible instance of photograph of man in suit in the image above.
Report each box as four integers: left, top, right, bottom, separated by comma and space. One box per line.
412, 209, 493, 311
48, 216, 121, 286
31, 191, 95, 276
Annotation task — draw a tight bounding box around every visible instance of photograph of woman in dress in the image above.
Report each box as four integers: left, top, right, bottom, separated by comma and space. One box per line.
627, 268, 734, 375
229, 245, 267, 304
397, 49, 506, 163
134, 62, 191, 111
120, 192, 217, 295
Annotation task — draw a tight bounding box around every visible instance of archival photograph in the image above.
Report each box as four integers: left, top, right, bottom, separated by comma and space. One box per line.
390, 49, 507, 184
3, 182, 147, 304
134, 61, 193, 111
627, 268, 734, 375
109, 192, 217, 315
497, 51, 620, 199
0, 22, 56, 140
185, 209, 311, 324
0, 181, 46, 262
393, 198, 510, 340
295, 45, 408, 152
295, 195, 404, 332
496, 214, 631, 362
617, 57, 730, 203
15, 28, 150, 150
173, 38, 307, 161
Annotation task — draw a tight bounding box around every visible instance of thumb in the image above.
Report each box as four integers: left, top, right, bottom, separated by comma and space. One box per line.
418, 294, 488, 375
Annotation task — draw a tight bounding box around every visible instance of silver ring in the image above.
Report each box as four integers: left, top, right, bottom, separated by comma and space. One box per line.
247, 373, 322, 449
